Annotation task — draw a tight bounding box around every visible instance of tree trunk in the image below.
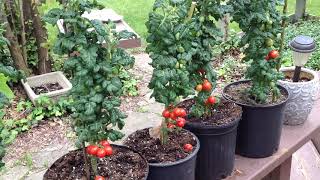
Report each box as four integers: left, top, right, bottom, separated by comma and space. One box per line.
19, 0, 28, 64
31, 3, 52, 74
0, 2, 30, 74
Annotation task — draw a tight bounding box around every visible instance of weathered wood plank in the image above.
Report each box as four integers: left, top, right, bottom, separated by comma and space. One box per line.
225, 99, 320, 180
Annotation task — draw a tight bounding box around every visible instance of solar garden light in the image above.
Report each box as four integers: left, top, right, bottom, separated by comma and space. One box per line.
289, 35, 316, 82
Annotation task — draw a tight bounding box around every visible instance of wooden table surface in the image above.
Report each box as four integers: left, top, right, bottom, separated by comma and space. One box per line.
225, 99, 320, 180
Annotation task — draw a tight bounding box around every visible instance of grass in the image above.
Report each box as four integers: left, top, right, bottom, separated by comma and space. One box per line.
101, 0, 320, 40
97, 0, 154, 41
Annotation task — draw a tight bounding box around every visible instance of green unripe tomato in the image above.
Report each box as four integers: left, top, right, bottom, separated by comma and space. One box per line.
270, 82, 276, 88
267, 20, 273, 25
175, 33, 180, 40
265, 38, 274, 47
175, 62, 180, 69
260, 24, 266, 31
199, 16, 205, 23
177, 46, 185, 53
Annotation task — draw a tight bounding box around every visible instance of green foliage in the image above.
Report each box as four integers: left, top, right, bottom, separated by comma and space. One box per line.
147, 0, 226, 143
229, 0, 284, 103
119, 68, 139, 96
0, 96, 71, 169
44, 0, 135, 146
282, 20, 320, 70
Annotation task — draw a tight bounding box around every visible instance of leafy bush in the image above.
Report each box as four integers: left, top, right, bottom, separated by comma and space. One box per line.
282, 20, 320, 70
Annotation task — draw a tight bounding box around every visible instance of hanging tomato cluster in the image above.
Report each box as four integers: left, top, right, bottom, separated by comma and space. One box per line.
163, 107, 187, 129
86, 140, 113, 158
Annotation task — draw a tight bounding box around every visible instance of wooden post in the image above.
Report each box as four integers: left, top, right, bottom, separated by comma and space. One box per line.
294, 0, 307, 21
262, 156, 292, 180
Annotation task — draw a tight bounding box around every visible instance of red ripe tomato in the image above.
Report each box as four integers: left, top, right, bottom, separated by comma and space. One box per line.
96, 148, 107, 158
173, 108, 181, 117
167, 123, 175, 129
95, 175, 105, 180
207, 96, 216, 104
104, 146, 113, 156
100, 140, 110, 147
202, 81, 212, 91
179, 109, 187, 117
176, 117, 186, 127
86, 145, 99, 155
170, 112, 177, 120
183, 144, 193, 152
265, 55, 270, 61
162, 109, 171, 119
268, 50, 279, 59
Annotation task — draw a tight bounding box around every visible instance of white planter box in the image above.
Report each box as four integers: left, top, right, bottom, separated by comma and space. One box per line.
21, 71, 72, 104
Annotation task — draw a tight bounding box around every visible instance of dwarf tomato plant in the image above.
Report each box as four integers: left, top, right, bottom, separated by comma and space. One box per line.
147, 0, 226, 144
44, 0, 135, 178
229, 0, 284, 103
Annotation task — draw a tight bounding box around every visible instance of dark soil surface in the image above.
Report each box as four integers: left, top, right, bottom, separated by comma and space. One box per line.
282, 70, 314, 82
32, 82, 63, 95
43, 145, 148, 180
178, 99, 242, 126
224, 81, 288, 106
124, 128, 197, 164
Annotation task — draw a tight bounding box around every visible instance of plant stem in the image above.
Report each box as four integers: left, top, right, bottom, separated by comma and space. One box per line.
278, 0, 288, 71
91, 157, 98, 175
82, 143, 91, 180
186, 2, 197, 21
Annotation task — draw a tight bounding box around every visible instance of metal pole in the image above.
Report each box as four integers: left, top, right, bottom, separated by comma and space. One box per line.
292, 66, 302, 82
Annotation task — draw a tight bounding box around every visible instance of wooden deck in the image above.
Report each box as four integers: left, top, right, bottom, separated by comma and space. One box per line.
291, 141, 320, 180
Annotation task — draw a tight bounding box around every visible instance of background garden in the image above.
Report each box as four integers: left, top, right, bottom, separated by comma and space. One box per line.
0, 0, 320, 179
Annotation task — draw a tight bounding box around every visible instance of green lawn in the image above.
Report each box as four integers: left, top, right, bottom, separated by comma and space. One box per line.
97, 0, 155, 41
101, 0, 320, 40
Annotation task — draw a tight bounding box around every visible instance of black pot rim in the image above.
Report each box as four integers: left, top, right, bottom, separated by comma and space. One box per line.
44, 144, 149, 180
146, 128, 200, 167
222, 80, 290, 108
185, 116, 241, 131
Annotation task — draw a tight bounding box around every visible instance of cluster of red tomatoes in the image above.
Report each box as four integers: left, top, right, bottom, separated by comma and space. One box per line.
265, 50, 279, 61
162, 107, 187, 128
86, 140, 113, 158
195, 79, 216, 106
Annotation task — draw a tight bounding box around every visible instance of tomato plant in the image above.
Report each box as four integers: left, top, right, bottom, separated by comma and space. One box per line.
147, 0, 226, 144
229, 0, 284, 103
44, 0, 135, 178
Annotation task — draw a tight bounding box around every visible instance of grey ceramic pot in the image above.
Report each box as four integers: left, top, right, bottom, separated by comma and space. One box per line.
278, 67, 320, 125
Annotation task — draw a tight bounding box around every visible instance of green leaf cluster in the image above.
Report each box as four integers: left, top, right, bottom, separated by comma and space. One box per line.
147, 0, 224, 116
229, 0, 284, 103
44, 0, 135, 146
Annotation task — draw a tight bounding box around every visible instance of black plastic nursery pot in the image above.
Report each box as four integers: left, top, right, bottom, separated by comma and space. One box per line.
125, 128, 200, 180
43, 144, 149, 180
223, 80, 289, 158
184, 117, 240, 180
147, 135, 200, 180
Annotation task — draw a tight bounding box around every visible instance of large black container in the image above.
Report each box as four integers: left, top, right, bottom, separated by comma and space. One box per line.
43, 144, 149, 180
184, 117, 240, 180
147, 132, 200, 180
223, 80, 289, 158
